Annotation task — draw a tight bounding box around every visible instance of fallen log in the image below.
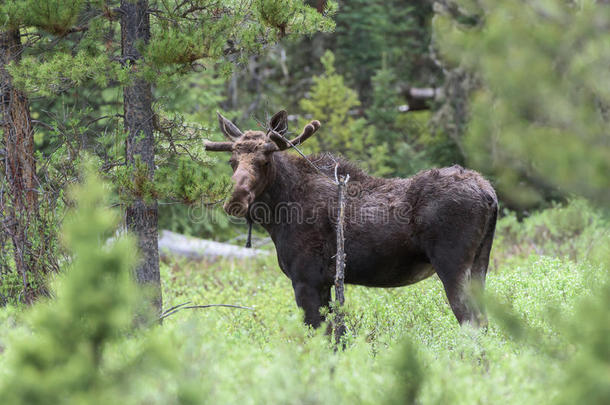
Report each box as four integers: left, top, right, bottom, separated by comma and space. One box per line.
158, 230, 270, 261
398, 86, 444, 112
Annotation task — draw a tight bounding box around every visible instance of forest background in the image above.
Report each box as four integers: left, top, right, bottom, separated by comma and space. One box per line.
0, 1, 609, 404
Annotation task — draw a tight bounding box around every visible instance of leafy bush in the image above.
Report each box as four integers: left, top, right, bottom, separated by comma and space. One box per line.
493, 199, 609, 266
1, 192, 608, 404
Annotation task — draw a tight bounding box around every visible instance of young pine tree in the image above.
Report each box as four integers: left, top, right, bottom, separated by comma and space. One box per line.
0, 164, 173, 404
299, 50, 391, 176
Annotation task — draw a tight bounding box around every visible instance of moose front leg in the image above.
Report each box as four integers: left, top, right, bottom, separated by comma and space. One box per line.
292, 281, 331, 328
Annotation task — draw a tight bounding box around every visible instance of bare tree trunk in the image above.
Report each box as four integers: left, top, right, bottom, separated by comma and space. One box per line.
120, 0, 162, 315
333, 174, 348, 344
0, 28, 39, 304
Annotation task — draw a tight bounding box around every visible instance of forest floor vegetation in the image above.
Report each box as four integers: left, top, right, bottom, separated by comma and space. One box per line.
0, 197, 608, 404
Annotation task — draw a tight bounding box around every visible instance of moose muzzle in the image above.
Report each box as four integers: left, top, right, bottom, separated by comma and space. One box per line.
224, 169, 255, 217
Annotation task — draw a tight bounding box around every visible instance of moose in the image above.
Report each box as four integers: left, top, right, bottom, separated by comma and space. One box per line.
205, 111, 498, 328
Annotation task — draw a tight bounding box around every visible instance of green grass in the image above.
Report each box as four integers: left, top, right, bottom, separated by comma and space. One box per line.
1, 199, 609, 404
153, 254, 603, 404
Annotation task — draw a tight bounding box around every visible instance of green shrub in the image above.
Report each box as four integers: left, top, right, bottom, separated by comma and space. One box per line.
0, 165, 173, 405
1, 190, 608, 404
493, 199, 609, 266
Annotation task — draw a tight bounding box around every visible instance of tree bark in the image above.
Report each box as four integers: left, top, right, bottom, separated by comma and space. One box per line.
1, 27, 38, 304
120, 0, 162, 315
316, 0, 327, 14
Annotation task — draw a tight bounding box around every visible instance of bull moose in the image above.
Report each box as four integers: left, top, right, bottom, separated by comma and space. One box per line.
205, 111, 498, 328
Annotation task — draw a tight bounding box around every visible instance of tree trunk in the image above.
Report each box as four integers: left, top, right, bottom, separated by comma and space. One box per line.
316, 0, 327, 14
0, 27, 39, 304
333, 174, 348, 345
120, 0, 162, 315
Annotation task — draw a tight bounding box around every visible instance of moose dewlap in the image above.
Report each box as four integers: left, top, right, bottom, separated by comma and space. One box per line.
206, 110, 498, 328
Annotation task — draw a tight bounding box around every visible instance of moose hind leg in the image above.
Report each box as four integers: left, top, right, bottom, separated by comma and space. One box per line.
430, 246, 483, 326
467, 208, 498, 326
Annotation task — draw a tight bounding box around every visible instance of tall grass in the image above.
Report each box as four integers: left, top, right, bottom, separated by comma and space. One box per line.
1, 198, 608, 404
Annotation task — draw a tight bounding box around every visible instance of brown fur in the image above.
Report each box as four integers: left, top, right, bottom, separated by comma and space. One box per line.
208, 112, 498, 328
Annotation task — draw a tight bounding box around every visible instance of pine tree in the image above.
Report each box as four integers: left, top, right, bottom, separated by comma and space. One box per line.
334, 0, 437, 102
0, 9, 47, 303
0, 163, 172, 404
1, 0, 335, 312
299, 50, 390, 175
120, 0, 162, 314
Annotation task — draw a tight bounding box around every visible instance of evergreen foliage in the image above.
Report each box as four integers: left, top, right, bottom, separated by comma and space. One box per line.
0, 165, 171, 404
434, 0, 610, 207
299, 50, 391, 175
3, 0, 336, 208
367, 60, 461, 176
334, 0, 437, 100
0, 0, 335, 300
220, 0, 449, 181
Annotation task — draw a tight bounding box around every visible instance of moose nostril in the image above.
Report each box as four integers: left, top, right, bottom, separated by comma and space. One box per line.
224, 201, 241, 216
224, 196, 251, 217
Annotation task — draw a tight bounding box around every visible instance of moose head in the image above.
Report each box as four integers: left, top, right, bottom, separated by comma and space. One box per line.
205, 111, 321, 217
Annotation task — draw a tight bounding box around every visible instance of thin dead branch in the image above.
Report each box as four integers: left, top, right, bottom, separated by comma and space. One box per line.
332, 164, 349, 344
159, 301, 254, 320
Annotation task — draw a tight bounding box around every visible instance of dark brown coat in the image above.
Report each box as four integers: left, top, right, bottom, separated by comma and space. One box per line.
206, 111, 497, 327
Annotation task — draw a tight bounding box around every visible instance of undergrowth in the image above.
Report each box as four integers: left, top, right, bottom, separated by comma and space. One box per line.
0, 196, 608, 404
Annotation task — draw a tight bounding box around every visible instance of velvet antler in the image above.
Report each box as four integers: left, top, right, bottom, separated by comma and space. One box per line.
204, 141, 233, 152
290, 120, 321, 146
206, 112, 242, 152
269, 119, 321, 151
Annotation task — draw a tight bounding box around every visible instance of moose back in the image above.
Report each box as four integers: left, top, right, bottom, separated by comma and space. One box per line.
205, 111, 498, 327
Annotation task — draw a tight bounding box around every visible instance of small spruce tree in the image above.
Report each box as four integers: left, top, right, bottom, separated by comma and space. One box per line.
299, 50, 391, 175
0, 163, 172, 404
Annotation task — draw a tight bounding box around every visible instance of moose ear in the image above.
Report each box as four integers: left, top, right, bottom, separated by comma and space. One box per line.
217, 112, 243, 140
269, 110, 288, 136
